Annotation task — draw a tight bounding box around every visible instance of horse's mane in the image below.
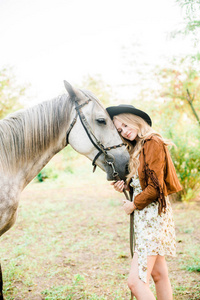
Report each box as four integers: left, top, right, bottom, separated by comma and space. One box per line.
0, 88, 104, 174
0, 94, 73, 173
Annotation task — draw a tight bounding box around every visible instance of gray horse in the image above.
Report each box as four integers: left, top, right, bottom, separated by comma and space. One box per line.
0, 81, 129, 298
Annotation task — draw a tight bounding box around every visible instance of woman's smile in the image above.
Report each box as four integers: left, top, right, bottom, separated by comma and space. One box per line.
127, 132, 132, 138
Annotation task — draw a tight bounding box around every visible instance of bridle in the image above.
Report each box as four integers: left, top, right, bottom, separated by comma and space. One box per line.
66, 96, 125, 178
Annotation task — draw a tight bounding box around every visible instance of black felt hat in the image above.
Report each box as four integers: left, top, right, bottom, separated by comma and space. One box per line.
106, 104, 152, 126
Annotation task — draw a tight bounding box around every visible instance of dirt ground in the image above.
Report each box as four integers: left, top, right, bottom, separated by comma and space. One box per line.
0, 163, 199, 300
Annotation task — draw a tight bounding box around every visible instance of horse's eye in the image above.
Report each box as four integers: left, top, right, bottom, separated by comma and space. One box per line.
96, 118, 106, 125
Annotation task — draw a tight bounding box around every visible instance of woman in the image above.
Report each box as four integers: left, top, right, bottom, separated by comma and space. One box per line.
106, 104, 182, 300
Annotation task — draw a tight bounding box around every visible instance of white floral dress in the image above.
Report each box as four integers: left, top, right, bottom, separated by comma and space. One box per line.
130, 175, 176, 283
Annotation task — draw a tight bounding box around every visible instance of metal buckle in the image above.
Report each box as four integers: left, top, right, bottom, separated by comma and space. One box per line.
105, 153, 119, 178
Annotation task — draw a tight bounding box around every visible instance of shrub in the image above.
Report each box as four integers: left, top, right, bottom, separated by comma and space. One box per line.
36, 166, 58, 182
162, 121, 200, 201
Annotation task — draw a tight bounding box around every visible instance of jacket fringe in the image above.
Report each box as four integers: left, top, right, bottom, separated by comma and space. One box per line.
143, 147, 166, 215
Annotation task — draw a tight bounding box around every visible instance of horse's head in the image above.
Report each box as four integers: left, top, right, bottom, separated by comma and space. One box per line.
64, 81, 130, 181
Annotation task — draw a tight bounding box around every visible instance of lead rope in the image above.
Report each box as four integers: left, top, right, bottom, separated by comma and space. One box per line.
126, 187, 135, 300
0, 264, 3, 300
114, 173, 135, 300
128, 187, 134, 300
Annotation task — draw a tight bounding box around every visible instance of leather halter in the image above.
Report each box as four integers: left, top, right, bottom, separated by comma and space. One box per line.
66, 96, 125, 177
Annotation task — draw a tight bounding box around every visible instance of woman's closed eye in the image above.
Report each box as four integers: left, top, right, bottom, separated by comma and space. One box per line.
117, 124, 128, 133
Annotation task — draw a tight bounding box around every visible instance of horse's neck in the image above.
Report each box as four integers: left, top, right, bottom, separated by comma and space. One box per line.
21, 135, 67, 189
0, 95, 73, 189
21, 100, 73, 188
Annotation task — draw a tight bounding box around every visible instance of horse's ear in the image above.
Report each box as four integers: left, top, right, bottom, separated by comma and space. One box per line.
63, 81, 86, 101
63, 81, 77, 98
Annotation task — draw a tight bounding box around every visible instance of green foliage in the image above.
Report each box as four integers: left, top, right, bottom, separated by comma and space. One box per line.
36, 170, 48, 182
149, 57, 200, 200
0, 67, 26, 119
36, 166, 59, 182
168, 126, 200, 201
154, 102, 200, 201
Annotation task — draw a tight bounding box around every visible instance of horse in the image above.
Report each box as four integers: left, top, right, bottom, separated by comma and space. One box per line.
0, 81, 129, 299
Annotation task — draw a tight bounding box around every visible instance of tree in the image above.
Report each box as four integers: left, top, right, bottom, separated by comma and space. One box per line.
172, 0, 200, 47
156, 56, 200, 126
0, 67, 25, 119
149, 57, 200, 201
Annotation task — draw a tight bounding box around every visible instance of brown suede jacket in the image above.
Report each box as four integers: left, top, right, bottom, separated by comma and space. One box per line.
133, 135, 182, 212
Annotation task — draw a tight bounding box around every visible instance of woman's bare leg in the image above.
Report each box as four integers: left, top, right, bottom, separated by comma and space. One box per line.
151, 255, 173, 300
127, 253, 157, 300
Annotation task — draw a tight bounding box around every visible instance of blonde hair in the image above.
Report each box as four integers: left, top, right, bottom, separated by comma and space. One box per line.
113, 113, 173, 184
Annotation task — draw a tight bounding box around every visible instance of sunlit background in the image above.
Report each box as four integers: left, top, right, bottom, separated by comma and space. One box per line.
0, 2, 200, 299
0, 0, 193, 104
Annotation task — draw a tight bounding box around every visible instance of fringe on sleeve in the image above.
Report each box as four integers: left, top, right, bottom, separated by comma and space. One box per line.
143, 148, 166, 215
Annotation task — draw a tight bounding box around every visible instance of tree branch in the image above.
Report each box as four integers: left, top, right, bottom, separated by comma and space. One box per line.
186, 88, 200, 126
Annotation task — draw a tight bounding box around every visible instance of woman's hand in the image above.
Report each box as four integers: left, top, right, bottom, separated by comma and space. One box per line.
111, 180, 125, 193
122, 200, 136, 215
111, 180, 130, 192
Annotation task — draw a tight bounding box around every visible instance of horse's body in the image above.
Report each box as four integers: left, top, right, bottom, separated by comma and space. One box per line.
0, 82, 129, 298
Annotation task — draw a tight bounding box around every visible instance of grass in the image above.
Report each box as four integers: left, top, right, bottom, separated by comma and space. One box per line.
0, 153, 200, 299
42, 274, 86, 300
169, 200, 200, 300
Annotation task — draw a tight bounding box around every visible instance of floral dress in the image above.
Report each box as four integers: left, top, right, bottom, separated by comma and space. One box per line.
130, 175, 176, 283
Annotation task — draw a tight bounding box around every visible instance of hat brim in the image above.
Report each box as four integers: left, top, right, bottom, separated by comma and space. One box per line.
106, 106, 152, 126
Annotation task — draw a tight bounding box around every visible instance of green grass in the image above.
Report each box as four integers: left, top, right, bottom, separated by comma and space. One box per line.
0, 152, 199, 299
42, 274, 86, 300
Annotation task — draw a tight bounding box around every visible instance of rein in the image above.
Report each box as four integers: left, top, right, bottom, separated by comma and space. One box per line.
66, 97, 125, 176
